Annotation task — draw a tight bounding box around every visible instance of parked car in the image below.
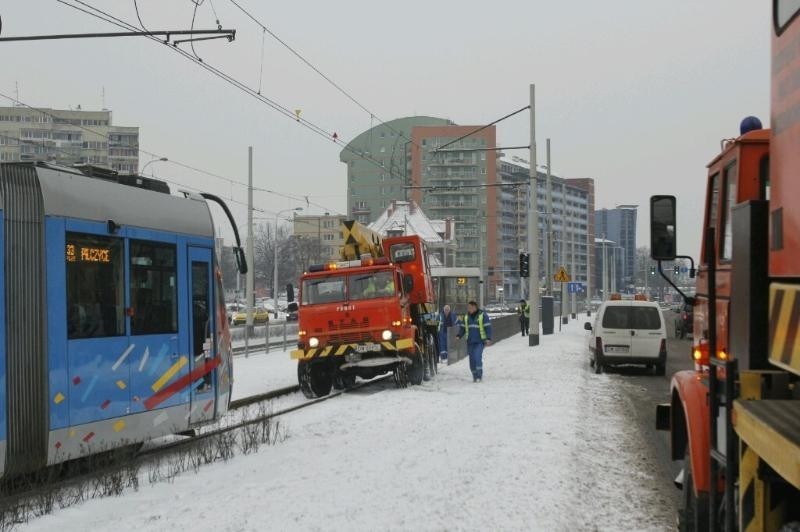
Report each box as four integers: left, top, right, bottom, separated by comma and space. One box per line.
675, 302, 693, 339
285, 309, 298, 322
226, 303, 245, 324
231, 306, 270, 326
584, 298, 668, 375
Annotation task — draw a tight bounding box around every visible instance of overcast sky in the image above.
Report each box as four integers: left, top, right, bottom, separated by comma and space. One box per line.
2, 1, 769, 256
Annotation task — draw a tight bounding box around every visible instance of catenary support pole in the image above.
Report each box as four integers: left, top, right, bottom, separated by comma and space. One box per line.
245, 146, 254, 357
528, 84, 540, 346
571, 230, 577, 318
545, 138, 553, 296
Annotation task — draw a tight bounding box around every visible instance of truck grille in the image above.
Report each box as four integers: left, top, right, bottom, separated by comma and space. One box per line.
329, 332, 373, 344
329, 317, 370, 331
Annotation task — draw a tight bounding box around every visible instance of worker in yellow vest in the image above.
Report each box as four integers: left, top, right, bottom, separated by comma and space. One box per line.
517, 299, 530, 336
456, 301, 492, 383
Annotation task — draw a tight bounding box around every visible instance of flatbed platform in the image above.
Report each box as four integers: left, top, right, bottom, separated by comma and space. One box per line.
734, 399, 800, 489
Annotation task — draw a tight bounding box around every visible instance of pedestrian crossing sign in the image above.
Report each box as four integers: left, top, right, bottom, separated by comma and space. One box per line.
554, 266, 571, 282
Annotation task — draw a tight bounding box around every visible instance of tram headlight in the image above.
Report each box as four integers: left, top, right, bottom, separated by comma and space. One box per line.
381, 330, 393, 341
309, 337, 319, 348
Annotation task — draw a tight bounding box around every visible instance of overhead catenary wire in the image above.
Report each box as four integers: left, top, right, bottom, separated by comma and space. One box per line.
0, 87, 343, 215
433, 105, 531, 153
56, 0, 415, 190
257, 27, 265, 94
225, 0, 423, 151
133, 0, 149, 32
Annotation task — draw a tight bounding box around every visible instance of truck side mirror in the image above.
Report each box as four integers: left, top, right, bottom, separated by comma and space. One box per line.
402, 275, 414, 294
286, 283, 295, 303
650, 195, 677, 261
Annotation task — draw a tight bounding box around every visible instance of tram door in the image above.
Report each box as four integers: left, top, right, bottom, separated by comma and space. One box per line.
188, 247, 216, 424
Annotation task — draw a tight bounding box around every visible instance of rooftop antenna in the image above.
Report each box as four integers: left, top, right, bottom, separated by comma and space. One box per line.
101, 86, 106, 110
14, 81, 19, 105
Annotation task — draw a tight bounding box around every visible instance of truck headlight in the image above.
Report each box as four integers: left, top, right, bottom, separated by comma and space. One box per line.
382, 330, 392, 341
309, 337, 319, 348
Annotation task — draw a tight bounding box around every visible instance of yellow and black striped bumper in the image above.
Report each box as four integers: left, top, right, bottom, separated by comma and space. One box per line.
291, 337, 414, 361
769, 282, 800, 376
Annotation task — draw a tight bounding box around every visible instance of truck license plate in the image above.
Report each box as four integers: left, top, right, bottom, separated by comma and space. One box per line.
356, 343, 381, 353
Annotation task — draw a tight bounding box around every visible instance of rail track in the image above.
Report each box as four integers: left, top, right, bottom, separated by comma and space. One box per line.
0, 375, 390, 526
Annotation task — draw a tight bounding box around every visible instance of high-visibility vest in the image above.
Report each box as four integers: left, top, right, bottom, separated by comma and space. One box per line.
519, 304, 530, 318
463, 312, 488, 340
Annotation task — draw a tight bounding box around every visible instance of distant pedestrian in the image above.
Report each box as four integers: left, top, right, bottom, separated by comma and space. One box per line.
457, 301, 492, 382
517, 299, 530, 336
437, 304, 456, 363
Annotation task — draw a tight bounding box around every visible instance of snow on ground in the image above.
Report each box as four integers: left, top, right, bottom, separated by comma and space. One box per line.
22, 321, 672, 531
231, 348, 297, 400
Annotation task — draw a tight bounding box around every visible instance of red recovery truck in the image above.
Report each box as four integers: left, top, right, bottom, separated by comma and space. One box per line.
650, 4, 800, 530
289, 221, 439, 398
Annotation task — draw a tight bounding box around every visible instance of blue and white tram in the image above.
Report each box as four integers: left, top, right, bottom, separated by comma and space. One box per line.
0, 162, 246, 478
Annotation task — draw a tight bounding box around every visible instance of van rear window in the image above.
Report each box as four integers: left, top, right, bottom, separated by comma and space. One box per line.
631, 307, 662, 330
602, 307, 629, 329
602, 306, 662, 330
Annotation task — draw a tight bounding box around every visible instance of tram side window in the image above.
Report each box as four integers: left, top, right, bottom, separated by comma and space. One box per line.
66, 232, 125, 339
130, 240, 178, 335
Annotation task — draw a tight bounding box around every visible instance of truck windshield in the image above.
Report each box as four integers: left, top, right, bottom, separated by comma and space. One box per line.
349, 271, 395, 300
301, 276, 346, 305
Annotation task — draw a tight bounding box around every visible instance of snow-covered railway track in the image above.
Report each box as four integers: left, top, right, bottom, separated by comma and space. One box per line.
0, 375, 390, 526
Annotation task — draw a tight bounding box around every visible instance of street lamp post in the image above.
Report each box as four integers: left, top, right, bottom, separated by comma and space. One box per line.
274, 207, 303, 318
140, 157, 167, 175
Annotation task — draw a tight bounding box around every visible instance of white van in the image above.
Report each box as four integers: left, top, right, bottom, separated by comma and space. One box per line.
584, 299, 667, 375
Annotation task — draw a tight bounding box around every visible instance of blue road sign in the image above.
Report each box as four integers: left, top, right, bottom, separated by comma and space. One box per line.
680, 266, 689, 273
567, 282, 585, 294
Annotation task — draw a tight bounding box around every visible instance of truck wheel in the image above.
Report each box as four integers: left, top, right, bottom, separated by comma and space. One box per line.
680, 447, 709, 532
298, 362, 332, 399
409, 353, 425, 385
333, 372, 356, 390
393, 362, 409, 388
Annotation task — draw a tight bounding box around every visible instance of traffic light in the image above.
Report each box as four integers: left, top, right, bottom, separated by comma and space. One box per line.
649, 265, 656, 276
519, 252, 530, 278
673, 265, 680, 275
